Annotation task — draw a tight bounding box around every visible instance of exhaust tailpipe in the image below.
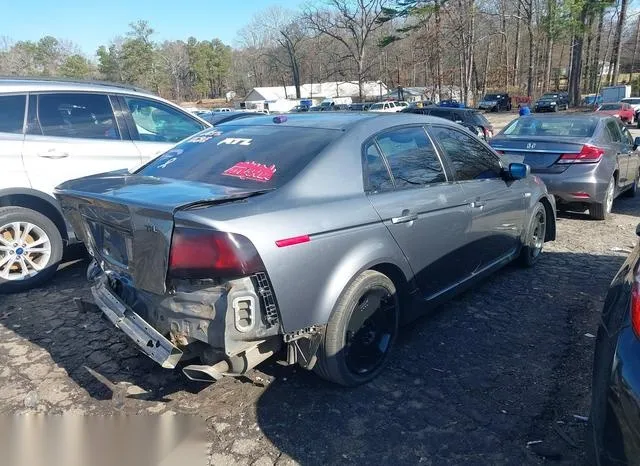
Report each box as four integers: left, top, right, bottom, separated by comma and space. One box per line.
182, 360, 230, 383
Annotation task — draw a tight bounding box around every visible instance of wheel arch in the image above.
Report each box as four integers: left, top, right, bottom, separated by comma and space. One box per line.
0, 188, 68, 242
538, 195, 556, 241
310, 239, 416, 332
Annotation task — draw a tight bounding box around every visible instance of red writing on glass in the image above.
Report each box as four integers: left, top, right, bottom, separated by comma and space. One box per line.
223, 161, 277, 182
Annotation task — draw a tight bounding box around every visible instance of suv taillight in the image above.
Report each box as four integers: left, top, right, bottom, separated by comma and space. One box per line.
557, 144, 605, 164
168, 227, 264, 279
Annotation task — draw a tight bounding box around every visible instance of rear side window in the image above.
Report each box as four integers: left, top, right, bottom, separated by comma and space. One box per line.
473, 112, 490, 126
0, 95, 26, 134
430, 126, 502, 181
364, 142, 393, 192
375, 126, 446, 188
605, 120, 622, 143
34, 93, 120, 140
138, 125, 340, 189
619, 122, 634, 145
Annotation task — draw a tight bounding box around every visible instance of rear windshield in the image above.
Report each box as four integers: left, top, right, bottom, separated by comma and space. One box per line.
599, 104, 622, 110
427, 109, 457, 120
471, 112, 490, 125
137, 124, 340, 189
502, 118, 597, 137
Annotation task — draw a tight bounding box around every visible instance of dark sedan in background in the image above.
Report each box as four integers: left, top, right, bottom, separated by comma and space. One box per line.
588, 223, 640, 465
490, 114, 640, 219
402, 106, 495, 140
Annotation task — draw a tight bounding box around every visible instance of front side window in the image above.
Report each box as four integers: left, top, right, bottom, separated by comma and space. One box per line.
375, 126, 446, 189
124, 97, 205, 143
0, 95, 26, 134
35, 93, 119, 140
430, 126, 502, 181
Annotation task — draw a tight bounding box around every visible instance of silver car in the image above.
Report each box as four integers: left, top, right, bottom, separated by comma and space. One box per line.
490, 114, 640, 220
55, 113, 556, 386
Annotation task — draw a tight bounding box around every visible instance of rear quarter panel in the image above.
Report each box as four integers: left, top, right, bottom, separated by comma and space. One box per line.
0, 132, 29, 189
176, 195, 413, 332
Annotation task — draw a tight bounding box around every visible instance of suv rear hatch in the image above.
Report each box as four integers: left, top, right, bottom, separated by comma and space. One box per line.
55, 173, 267, 295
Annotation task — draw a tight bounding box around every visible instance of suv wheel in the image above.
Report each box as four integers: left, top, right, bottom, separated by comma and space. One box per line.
0, 207, 63, 293
315, 270, 399, 386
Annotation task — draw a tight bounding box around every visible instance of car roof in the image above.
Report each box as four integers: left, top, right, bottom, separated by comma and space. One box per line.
516, 113, 609, 122
216, 112, 454, 131
0, 77, 157, 98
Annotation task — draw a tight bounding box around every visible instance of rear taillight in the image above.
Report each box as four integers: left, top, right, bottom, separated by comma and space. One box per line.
632, 281, 640, 338
168, 228, 264, 279
558, 144, 605, 164
483, 127, 493, 139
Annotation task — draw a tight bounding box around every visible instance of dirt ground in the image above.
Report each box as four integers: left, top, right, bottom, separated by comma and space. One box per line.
0, 112, 639, 465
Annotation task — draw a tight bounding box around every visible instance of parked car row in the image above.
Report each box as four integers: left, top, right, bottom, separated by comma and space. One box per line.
2, 78, 640, 465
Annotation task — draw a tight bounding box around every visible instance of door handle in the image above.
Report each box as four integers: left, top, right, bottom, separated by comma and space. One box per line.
471, 201, 486, 208
37, 149, 69, 159
391, 211, 418, 224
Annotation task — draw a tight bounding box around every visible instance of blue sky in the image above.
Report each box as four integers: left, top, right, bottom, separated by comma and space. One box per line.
0, 0, 305, 57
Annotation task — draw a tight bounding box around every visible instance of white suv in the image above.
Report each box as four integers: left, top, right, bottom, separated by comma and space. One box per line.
0, 78, 210, 292
368, 101, 401, 113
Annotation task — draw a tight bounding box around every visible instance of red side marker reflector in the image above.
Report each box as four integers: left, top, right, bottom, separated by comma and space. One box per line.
275, 235, 310, 248
571, 192, 591, 198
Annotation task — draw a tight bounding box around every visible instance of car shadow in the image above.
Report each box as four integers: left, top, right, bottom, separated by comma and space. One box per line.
253, 251, 626, 464
0, 248, 630, 463
558, 194, 639, 221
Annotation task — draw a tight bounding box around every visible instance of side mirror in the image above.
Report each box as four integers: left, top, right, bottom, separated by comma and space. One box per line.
507, 162, 530, 180
634, 136, 640, 150
637, 223, 640, 237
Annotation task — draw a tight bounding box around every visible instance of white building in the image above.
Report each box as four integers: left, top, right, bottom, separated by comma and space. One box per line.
242, 81, 389, 111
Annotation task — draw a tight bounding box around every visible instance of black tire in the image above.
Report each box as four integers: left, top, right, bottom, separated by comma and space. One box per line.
518, 202, 547, 267
0, 206, 63, 293
586, 298, 626, 465
315, 270, 399, 386
590, 176, 615, 220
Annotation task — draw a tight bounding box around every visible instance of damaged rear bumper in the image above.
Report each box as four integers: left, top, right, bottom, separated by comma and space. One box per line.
92, 280, 183, 368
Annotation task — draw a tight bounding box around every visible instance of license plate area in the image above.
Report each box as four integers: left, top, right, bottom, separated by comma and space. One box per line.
84, 218, 133, 270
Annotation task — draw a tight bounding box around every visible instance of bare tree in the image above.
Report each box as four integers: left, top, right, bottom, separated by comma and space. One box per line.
610, 0, 628, 84
304, 0, 389, 100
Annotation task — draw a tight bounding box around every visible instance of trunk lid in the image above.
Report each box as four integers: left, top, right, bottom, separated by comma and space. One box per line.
490, 136, 588, 172
55, 172, 266, 295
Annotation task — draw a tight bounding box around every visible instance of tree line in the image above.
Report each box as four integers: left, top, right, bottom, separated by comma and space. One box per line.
0, 0, 638, 106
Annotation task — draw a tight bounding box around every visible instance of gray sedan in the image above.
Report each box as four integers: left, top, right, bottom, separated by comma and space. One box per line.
55, 113, 556, 386
490, 114, 640, 219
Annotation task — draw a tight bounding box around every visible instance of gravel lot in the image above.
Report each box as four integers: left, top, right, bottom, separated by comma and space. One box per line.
1, 112, 639, 465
